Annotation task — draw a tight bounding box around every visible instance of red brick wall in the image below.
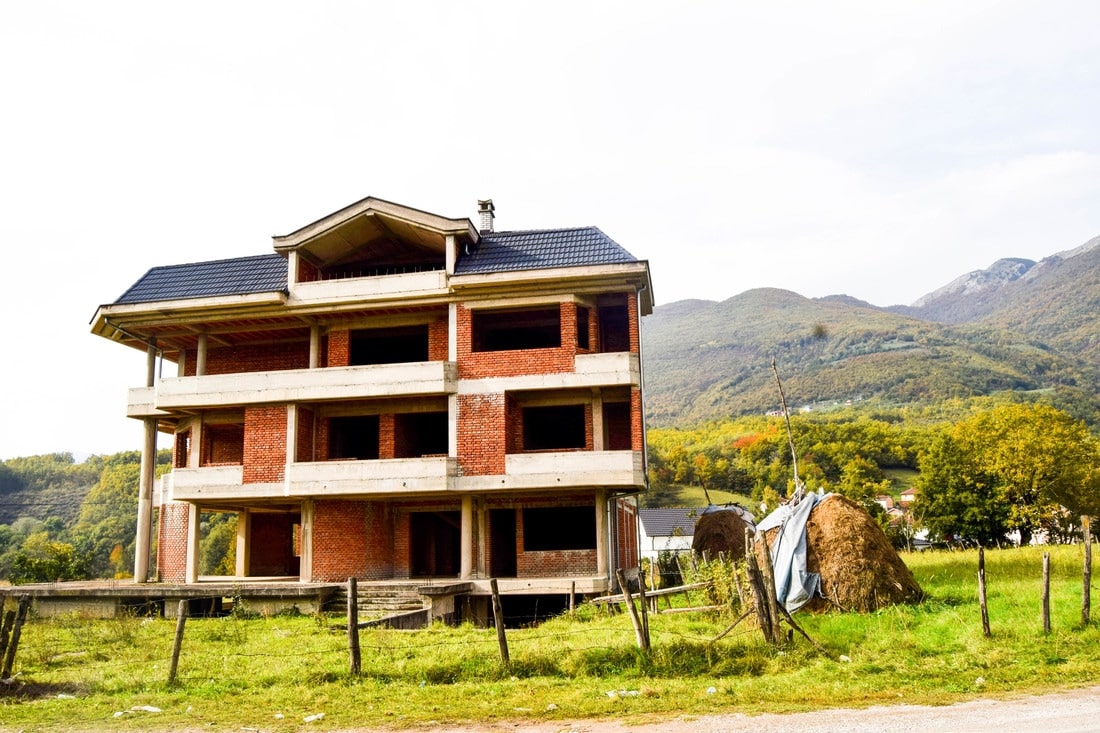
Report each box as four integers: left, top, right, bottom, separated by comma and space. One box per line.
631, 387, 644, 451
428, 317, 449, 361
379, 414, 395, 459
311, 500, 395, 581
456, 303, 577, 379
512, 494, 599, 577
393, 510, 410, 578
243, 406, 286, 484
457, 393, 506, 475
198, 341, 309, 376
156, 502, 190, 583
296, 407, 315, 462
327, 330, 350, 367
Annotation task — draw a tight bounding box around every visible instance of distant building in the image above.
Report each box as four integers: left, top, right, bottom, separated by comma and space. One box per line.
638, 508, 703, 560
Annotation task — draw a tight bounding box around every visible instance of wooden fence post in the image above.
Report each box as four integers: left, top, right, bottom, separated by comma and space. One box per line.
347, 577, 361, 676
978, 546, 991, 638
490, 579, 510, 667
615, 569, 649, 652
168, 599, 188, 685
1, 596, 30, 680
1083, 516, 1092, 626
1042, 552, 1051, 635
637, 570, 651, 646
0, 606, 15, 664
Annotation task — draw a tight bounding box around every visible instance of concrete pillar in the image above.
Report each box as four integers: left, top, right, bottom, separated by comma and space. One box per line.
460, 495, 474, 579
309, 325, 321, 369
185, 503, 201, 584
133, 415, 157, 582
299, 499, 314, 582
287, 251, 299, 289
591, 389, 605, 451
235, 509, 251, 577
445, 234, 456, 275
476, 498, 488, 578
196, 333, 208, 376
285, 404, 298, 495
595, 489, 609, 580
188, 418, 203, 469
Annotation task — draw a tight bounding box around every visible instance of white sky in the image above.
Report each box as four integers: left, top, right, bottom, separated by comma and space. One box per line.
2, 1, 1099, 459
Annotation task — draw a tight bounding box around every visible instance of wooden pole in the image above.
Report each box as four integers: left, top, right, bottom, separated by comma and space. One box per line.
168, 599, 188, 684
569, 581, 576, 615
615, 569, 649, 652
1, 596, 30, 680
637, 570, 651, 648
0, 607, 15, 663
1042, 552, 1052, 635
1083, 516, 1092, 626
758, 531, 783, 643
347, 577, 361, 676
490, 578, 510, 667
978, 546, 991, 638
745, 529, 775, 645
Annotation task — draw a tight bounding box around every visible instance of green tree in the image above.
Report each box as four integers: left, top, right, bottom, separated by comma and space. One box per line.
71, 463, 141, 578
9, 531, 91, 584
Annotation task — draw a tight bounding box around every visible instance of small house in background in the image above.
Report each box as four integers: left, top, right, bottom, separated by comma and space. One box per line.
88, 195, 653, 621
899, 488, 918, 506
639, 508, 704, 561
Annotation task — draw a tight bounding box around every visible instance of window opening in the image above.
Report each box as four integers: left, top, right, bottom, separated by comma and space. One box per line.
523, 506, 597, 551
350, 325, 430, 365
597, 294, 630, 353
472, 307, 561, 352
328, 415, 380, 460
576, 306, 590, 349
603, 401, 632, 451
522, 405, 586, 451
394, 411, 448, 457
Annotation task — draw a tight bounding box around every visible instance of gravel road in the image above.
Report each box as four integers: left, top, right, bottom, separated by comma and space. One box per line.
377, 686, 1100, 733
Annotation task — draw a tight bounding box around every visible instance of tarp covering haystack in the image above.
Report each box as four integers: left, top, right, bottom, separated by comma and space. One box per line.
758, 493, 923, 613
691, 505, 756, 562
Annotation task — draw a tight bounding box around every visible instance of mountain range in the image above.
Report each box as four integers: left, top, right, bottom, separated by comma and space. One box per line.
640, 235, 1100, 427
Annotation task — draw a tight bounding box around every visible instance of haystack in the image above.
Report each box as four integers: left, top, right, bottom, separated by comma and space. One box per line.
760, 494, 922, 612
691, 507, 754, 561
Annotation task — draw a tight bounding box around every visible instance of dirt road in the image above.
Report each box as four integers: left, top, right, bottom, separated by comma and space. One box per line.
377, 686, 1100, 733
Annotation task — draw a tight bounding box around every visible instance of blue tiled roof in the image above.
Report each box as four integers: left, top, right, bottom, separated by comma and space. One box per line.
114, 254, 287, 305
455, 227, 639, 275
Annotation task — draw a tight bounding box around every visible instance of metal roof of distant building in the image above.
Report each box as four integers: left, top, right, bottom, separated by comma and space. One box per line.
639, 508, 704, 537
454, 227, 639, 275
114, 253, 287, 305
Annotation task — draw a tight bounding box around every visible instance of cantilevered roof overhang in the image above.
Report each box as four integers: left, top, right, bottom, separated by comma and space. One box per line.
272, 196, 479, 267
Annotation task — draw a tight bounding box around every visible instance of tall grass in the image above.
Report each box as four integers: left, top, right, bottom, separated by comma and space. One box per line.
0, 545, 1095, 731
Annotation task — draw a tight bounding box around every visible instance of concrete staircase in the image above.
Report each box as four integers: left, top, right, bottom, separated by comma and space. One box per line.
331, 582, 428, 621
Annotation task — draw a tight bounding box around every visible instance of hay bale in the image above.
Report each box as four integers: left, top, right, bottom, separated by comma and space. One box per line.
692, 508, 754, 561
762, 494, 922, 613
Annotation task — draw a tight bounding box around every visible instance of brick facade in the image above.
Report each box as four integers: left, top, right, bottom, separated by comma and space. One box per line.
156, 502, 190, 583
242, 406, 287, 484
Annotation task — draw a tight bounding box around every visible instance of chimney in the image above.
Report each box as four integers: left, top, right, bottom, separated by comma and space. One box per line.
477, 199, 495, 233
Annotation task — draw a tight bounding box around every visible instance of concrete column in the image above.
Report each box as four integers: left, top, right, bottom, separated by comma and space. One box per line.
235, 509, 251, 577
177, 348, 187, 377
145, 343, 157, 387
299, 499, 314, 582
448, 302, 457, 362
287, 251, 299, 289
133, 416, 157, 582
188, 419, 203, 468
309, 325, 321, 369
445, 234, 456, 275
196, 333, 208, 376
595, 489, 609, 580
460, 495, 474, 579
185, 503, 201, 584
476, 498, 488, 578
285, 404, 298, 495
591, 389, 605, 451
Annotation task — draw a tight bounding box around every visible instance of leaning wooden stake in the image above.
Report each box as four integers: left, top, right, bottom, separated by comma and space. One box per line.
757, 531, 784, 643
978, 546, 991, 638
0, 607, 15, 664
615, 569, 649, 652
168, 599, 188, 684
1083, 516, 1092, 626
637, 570, 651, 645
490, 578, 510, 667
1042, 552, 1052, 635
744, 532, 776, 645
347, 577, 361, 676
1, 596, 30, 680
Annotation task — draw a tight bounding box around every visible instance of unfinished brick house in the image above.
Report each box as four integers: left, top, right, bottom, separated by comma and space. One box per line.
91, 196, 653, 615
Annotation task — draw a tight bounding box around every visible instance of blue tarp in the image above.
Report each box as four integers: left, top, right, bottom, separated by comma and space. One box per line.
756, 492, 827, 612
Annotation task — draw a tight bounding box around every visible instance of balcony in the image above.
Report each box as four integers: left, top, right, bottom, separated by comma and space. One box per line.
161, 457, 456, 503
131, 361, 456, 412
457, 352, 639, 393
285, 457, 455, 496
291, 270, 449, 305
458, 450, 644, 492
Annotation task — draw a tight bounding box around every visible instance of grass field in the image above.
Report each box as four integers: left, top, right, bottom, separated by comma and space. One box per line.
0, 545, 1096, 732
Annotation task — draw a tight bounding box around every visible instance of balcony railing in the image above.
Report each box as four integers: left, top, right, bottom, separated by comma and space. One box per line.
130, 361, 456, 412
